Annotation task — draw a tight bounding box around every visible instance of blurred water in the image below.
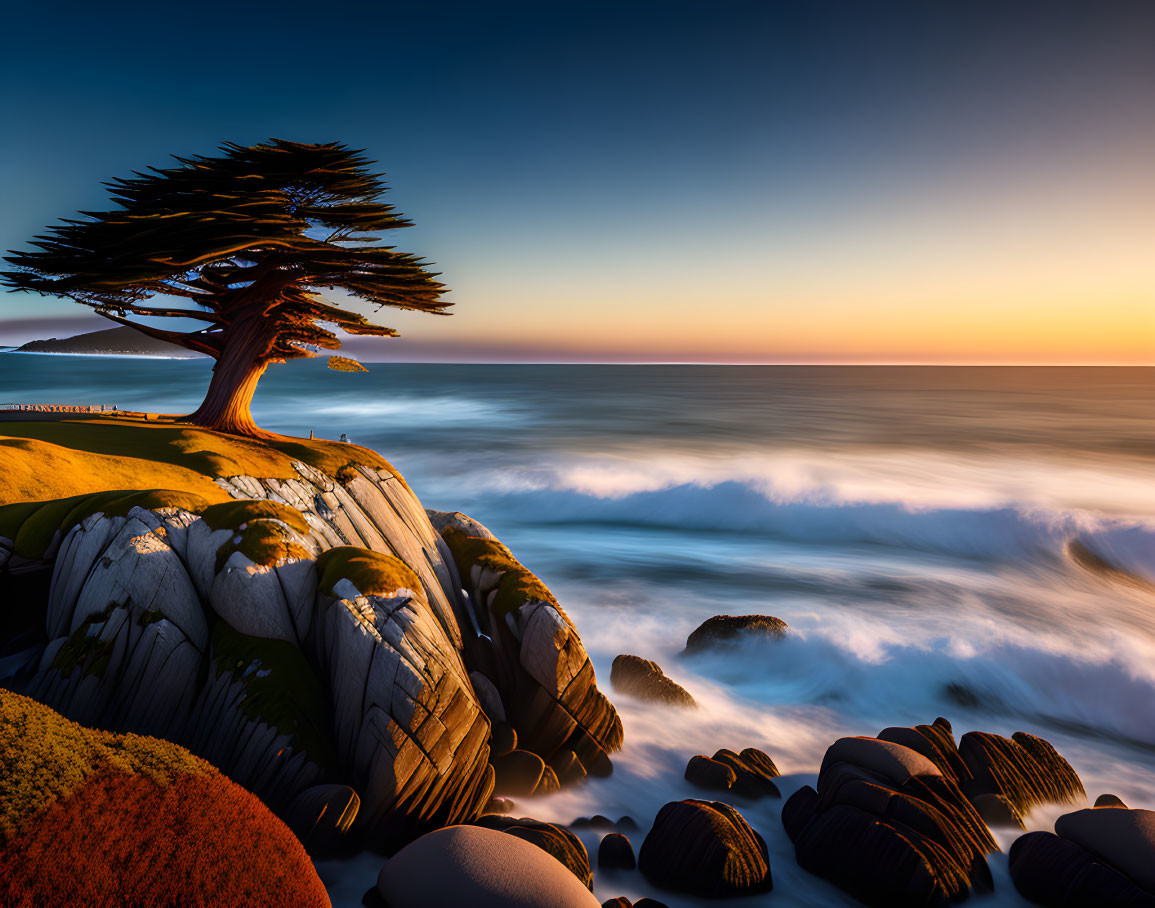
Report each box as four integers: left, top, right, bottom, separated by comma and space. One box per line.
5, 354, 1155, 906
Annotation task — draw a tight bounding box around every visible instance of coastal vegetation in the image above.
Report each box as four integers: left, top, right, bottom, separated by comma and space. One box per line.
2, 139, 449, 437
0, 689, 330, 907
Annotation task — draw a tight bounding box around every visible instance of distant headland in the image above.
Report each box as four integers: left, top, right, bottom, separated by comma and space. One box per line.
14, 326, 200, 358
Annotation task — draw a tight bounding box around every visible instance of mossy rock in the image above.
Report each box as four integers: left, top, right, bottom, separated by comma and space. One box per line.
316, 546, 421, 599
201, 499, 310, 535
441, 527, 561, 622
210, 620, 338, 774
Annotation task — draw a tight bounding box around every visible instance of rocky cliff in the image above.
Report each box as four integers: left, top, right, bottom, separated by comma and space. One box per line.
0, 453, 622, 854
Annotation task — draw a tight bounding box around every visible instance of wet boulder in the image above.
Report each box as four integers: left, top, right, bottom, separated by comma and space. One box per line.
598, 832, 637, 870
1056, 808, 1155, 894
638, 799, 772, 897
376, 824, 602, 908
610, 654, 695, 707
785, 733, 998, 907
684, 614, 787, 653
684, 748, 780, 798
959, 730, 1085, 814
475, 815, 593, 888
1008, 829, 1155, 907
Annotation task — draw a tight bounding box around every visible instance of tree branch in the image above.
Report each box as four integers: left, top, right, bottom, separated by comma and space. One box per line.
96, 310, 222, 357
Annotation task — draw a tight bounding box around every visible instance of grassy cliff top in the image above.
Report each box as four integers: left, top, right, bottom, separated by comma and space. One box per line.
0, 414, 395, 509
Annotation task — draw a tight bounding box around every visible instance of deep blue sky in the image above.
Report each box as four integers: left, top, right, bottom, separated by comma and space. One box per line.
2, 1, 1152, 361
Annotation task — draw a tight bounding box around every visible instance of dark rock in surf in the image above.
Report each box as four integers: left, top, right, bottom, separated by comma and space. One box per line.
959, 730, 1085, 813
783, 733, 998, 906
712, 748, 781, 798
572, 814, 618, 831
598, 832, 637, 870
684, 754, 737, 792
1056, 807, 1155, 894
1009, 829, 1155, 907
971, 792, 1025, 829
475, 814, 593, 888
684, 748, 781, 799
638, 799, 772, 897
684, 614, 787, 653
1097, 794, 1128, 808
610, 654, 695, 707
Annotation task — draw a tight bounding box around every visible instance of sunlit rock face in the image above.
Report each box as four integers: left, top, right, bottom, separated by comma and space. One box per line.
0, 461, 621, 853
430, 511, 625, 785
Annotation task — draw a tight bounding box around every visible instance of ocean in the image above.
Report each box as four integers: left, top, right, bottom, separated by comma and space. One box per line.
4, 355, 1154, 906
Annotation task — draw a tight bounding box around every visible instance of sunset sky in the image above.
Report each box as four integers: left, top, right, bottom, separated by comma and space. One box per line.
1, 0, 1152, 363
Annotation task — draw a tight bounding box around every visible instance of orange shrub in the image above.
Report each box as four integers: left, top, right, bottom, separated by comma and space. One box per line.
0, 770, 331, 907
0, 691, 330, 907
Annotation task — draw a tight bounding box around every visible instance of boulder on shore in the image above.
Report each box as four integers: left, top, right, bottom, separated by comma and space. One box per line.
638, 799, 772, 897
784, 730, 998, 907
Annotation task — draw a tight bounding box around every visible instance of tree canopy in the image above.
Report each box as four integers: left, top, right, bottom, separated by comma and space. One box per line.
2, 139, 449, 435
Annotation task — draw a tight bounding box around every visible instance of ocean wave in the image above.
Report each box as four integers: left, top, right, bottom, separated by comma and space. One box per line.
486, 476, 1155, 571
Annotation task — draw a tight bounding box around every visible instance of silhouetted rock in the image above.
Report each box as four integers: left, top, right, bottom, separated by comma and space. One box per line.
377, 825, 601, 907
684, 614, 786, 652
711, 748, 781, 798
1009, 830, 1155, 907
971, 792, 1024, 829
610, 654, 695, 707
1097, 794, 1128, 808
784, 732, 998, 906
599, 832, 637, 870
638, 799, 772, 897
602, 900, 632, 908
1056, 808, 1155, 893
572, 814, 619, 831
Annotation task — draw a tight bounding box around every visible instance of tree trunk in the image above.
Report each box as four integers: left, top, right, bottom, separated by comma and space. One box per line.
185, 314, 275, 437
